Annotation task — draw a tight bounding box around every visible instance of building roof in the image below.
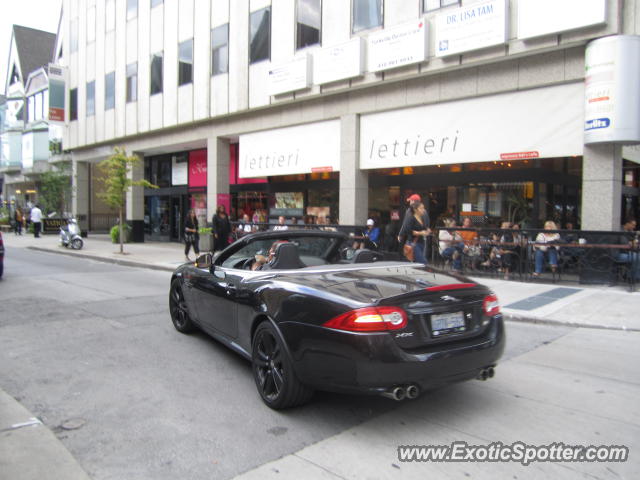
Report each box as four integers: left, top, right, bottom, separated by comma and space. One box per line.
12, 25, 56, 81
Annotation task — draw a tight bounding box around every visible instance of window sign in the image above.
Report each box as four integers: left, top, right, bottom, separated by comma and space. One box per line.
268, 56, 311, 95
189, 150, 207, 187
171, 154, 188, 185
518, 0, 606, 40
367, 20, 427, 72
313, 38, 364, 85
48, 64, 65, 122
434, 0, 507, 57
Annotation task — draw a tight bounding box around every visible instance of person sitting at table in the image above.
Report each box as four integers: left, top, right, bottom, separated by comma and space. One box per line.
439, 218, 464, 272
354, 219, 380, 250
533, 220, 561, 277
616, 219, 639, 282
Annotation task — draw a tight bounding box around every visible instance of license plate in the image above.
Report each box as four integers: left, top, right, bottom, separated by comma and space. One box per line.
430, 311, 465, 336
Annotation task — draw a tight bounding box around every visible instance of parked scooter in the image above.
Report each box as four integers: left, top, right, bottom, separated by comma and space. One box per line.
60, 218, 84, 250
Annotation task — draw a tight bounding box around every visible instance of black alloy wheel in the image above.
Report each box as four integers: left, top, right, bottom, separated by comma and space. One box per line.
169, 279, 195, 333
251, 322, 313, 409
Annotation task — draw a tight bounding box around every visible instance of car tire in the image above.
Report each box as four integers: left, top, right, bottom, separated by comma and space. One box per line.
252, 321, 313, 409
169, 279, 195, 334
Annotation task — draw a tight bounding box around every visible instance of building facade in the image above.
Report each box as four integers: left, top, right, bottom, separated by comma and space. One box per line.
59, 0, 640, 242
0, 25, 70, 212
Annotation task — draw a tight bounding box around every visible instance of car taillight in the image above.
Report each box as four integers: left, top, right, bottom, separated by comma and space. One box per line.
483, 293, 500, 316
323, 306, 408, 332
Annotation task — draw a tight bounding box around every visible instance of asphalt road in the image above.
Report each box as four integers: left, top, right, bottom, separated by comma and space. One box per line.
0, 246, 577, 480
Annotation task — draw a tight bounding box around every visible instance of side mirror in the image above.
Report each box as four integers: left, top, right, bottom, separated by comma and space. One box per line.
195, 253, 212, 269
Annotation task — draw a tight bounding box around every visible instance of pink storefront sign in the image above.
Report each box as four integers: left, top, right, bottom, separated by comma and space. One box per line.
189, 149, 207, 187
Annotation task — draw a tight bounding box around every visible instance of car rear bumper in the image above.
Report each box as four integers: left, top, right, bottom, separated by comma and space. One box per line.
280, 316, 505, 395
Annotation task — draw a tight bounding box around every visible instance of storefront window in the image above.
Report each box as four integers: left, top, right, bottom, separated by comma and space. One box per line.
145, 155, 171, 188
190, 193, 207, 228
145, 196, 170, 240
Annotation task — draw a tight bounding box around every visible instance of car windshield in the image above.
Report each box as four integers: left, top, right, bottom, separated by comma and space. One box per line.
220, 235, 339, 269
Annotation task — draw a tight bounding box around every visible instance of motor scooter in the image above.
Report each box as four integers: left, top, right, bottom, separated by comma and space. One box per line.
60, 218, 84, 250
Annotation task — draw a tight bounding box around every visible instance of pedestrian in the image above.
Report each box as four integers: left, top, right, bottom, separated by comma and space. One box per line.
273, 215, 289, 231
30, 204, 43, 238
237, 213, 254, 238
404, 202, 430, 264
398, 194, 430, 247
14, 207, 24, 235
184, 209, 200, 261
212, 205, 231, 252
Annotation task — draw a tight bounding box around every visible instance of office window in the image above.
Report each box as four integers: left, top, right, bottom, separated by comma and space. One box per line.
70, 88, 78, 121
178, 39, 193, 86
127, 0, 137, 20
211, 24, 229, 76
296, 0, 321, 49
70, 18, 78, 53
150, 52, 163, 95
423, 0, 459, 12
250, 7, 271, 64
105, 71, 115, 110
352, 0, 383, 33
126, 62, 138, 102
86, 81, 95, 116
106, 0, 115, 31
151, 0, 163, 7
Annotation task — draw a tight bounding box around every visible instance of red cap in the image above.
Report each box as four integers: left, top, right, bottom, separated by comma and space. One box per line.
407, 194, 421, 203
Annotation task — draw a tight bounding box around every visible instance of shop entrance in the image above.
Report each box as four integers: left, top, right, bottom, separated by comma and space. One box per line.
145, 193, 188, 242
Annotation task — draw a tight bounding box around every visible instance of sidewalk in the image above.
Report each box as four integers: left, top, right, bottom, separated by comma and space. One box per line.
3, 231, 638, 331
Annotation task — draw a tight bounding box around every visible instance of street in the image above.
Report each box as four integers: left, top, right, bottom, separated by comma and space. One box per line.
1, 246, 638, 479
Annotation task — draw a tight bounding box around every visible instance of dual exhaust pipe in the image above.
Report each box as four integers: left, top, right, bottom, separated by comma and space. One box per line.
476, 366, 495, 381
382, 367, 496, 401
382, 384, 420, 401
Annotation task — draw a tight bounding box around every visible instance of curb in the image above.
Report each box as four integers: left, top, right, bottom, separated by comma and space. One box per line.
27, 246, 176, 272
0, 389, 91, 480
502, 312, 638, 332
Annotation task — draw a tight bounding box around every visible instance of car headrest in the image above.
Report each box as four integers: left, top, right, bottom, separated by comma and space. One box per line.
352, 249, 382, 263
268, 242, 306, 270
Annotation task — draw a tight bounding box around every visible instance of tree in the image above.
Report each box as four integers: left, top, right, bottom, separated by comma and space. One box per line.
39, 165, 71, 215
98, 147, 157, 254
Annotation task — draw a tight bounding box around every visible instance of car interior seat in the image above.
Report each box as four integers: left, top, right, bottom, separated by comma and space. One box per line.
268, 242, 306, 269
352, 249, 383, 263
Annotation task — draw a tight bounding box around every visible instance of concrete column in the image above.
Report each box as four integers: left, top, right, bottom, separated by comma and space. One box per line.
126, 153, 145, 242
581, 143, 623, 231
206, 136, 230, 222
72, 159, 90, 231
126, 155, 144, 221
339, 114, 368, 226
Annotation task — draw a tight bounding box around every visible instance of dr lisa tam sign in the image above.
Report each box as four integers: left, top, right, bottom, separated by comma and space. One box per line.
239, 120, 340, 178
434, 0, 507, 57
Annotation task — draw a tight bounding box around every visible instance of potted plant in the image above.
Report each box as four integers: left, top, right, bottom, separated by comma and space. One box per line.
198, 227, 213, 252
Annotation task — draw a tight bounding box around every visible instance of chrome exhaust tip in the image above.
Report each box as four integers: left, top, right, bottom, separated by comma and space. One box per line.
487, 366, 495, 378
382, 386, 406, 401
406, 384, 420, 399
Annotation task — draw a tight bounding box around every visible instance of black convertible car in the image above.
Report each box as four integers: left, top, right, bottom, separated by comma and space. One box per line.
170, 230, 505, 409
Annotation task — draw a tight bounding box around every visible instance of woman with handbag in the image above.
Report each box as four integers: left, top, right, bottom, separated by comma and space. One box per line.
184, 209, 200, 262
404, 202, 430, 264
